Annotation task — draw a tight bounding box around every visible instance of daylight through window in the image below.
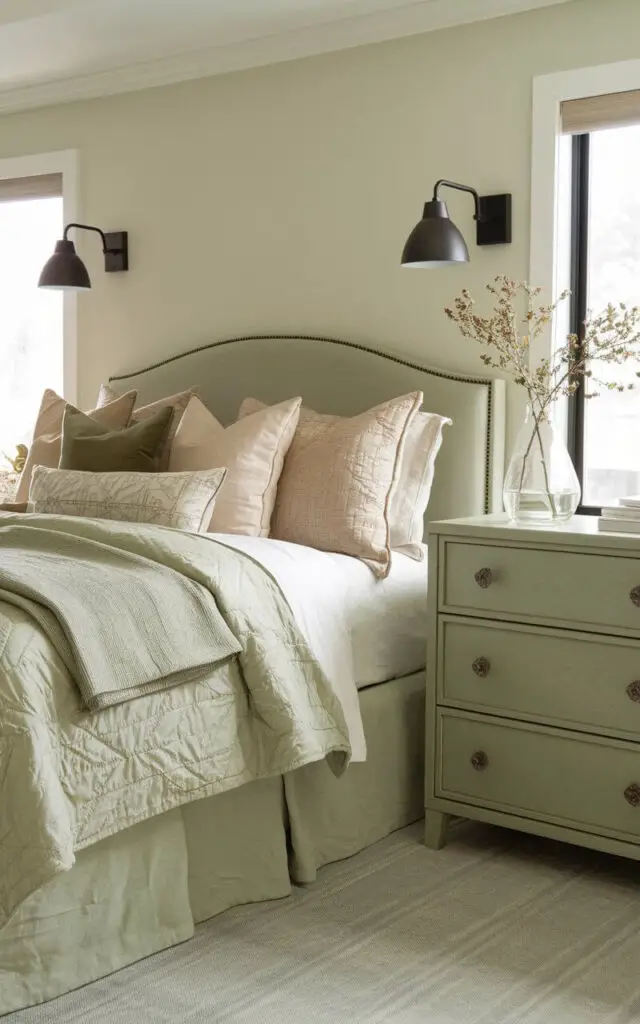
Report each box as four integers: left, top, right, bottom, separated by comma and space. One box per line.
562, 93, 640, 510
0, 173, 63, 470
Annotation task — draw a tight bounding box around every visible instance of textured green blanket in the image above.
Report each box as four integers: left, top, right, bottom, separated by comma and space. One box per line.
0, 523, 241, 710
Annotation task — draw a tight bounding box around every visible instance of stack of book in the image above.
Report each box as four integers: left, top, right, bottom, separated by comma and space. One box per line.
598, 497, 640, 533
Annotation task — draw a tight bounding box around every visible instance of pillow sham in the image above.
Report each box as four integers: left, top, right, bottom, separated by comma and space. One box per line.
98, 385, 196, 470
389, 411, 452, 559
169, 395, 301, 536
239, 392, 423, 578
28, 466, 227, 532
60, 405, 174, 473
15, 388, 137, 503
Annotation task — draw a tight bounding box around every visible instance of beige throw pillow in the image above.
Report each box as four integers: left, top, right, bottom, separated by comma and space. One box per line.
98, 385, 196, 470
240, 392, 423, 577
15, 389, 137, 503
169, 395, 301, 536
28, 466, 227, 533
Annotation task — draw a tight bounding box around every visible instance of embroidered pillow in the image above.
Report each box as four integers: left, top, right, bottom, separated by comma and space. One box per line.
98, 385, 196, 470
60, 405, 174, 473
239, 393, 422, 578
390, 411, 452, 560
169, 395, 301, 536
28, 466, 226, 533
15, 388, 137, 503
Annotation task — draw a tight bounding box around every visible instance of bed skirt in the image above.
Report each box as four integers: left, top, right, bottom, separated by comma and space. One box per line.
0, 671, 425, 1016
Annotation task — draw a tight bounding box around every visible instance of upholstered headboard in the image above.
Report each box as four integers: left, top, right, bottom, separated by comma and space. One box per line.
109, 335, 505, 525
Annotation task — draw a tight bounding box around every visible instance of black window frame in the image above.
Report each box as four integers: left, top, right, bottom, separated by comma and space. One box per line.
567, 132, 598, 514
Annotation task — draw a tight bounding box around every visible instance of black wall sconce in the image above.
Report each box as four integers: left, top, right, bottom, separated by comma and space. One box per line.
401, 180, 512, 268
38, 223, 129, 290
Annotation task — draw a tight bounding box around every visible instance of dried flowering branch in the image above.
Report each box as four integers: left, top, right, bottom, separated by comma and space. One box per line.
445, 276, 640, 514
2, 444, 28, 474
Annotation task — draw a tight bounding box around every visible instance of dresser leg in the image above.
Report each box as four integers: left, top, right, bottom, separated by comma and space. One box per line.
424, 811, 450, 850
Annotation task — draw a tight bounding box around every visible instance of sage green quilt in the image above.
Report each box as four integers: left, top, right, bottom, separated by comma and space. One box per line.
0, 515, 352, 928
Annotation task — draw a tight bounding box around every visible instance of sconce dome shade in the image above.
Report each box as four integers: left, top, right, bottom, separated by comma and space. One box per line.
38, 239, 91, 290
401, 199, 470, 268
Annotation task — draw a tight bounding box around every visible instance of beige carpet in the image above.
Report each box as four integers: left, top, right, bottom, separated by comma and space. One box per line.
9, 820, 640, 1023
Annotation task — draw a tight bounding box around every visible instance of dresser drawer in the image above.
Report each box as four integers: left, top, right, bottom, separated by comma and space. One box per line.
440, 617, 640, 738
441, 541, 640, 632
437, 710, 640, 842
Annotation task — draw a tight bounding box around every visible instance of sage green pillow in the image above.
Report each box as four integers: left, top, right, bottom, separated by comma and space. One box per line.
59, 404, 174, 473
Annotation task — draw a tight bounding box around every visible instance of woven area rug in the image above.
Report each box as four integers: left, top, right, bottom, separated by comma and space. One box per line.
10, 820, 640, 1023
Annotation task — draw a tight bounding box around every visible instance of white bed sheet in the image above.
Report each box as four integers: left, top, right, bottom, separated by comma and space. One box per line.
212, 534, 428, 690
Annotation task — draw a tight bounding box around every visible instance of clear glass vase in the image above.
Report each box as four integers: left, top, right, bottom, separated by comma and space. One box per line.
503, 405, 580, 524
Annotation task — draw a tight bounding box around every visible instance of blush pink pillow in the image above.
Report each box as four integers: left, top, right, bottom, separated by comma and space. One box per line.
240, 393, 423, 578
168, 395, 301, 536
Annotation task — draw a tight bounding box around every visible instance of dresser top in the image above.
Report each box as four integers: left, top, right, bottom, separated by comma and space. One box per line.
427, 513, 640, 553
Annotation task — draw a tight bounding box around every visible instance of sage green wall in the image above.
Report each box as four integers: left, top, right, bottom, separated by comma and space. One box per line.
0, 0, 637, 441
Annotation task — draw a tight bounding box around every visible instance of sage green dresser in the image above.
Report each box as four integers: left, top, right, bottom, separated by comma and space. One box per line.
425, 514, 640, 860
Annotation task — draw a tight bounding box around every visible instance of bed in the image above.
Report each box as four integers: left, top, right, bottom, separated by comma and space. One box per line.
0, 335, 505, 1015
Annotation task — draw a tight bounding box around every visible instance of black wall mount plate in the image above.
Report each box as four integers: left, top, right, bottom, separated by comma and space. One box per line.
476, 194, 512, 246
103, 231, 129, 272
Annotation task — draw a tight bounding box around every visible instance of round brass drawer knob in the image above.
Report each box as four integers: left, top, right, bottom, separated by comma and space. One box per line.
626, 681, 640, 703
472, 657, 491, 678
471, 750, 489, 771
624, 783, 640, 807
630, 586, 640, 607
474, 567, 493, 589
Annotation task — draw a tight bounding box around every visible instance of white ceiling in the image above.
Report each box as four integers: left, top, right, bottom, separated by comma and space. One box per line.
0, 0, 571, 114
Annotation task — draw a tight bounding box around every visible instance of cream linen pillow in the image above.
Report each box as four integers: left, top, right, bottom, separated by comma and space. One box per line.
390, 411, 452, 560
240, 392, 422, 578
98, 385, 196, 470
169, 395, 301, 536
28, 466, 226, 532
15, 389, 137, 503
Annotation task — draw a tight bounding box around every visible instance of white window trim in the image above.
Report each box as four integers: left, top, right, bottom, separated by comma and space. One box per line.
0, 149, 78, 403
530, 58, 640, 369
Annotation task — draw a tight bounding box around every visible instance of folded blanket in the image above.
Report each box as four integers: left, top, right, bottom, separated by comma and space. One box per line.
0, 523, 241, 710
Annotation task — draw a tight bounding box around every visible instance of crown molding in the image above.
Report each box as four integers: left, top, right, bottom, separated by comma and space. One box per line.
0, 0, 570, 116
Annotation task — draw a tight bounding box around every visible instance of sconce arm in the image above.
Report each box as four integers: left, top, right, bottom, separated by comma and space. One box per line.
63, 222, 115, 253
432, 180, 482, 221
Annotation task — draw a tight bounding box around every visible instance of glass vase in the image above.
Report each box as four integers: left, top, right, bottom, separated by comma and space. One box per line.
503, 405, 580, 524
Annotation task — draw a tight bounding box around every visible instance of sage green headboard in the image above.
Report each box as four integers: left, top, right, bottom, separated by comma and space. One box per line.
109, 334, 505, 525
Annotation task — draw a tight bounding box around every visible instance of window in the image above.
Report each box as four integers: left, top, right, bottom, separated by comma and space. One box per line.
563, 92, 640, 511
0, 173, 63, 467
